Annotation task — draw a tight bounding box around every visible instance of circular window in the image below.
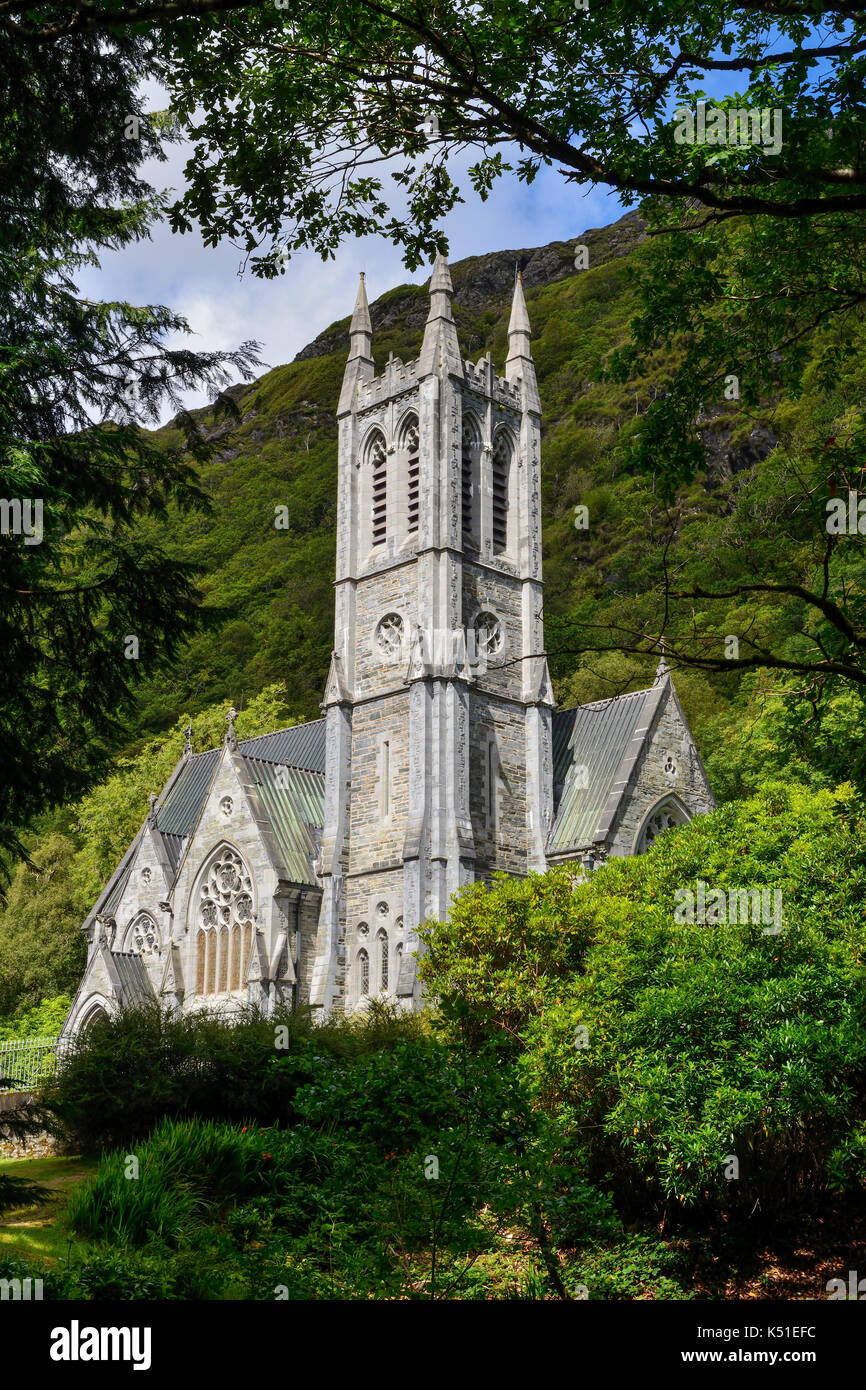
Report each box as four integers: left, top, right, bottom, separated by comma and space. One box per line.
220, 796, 233, 818
662, 754, 677, 780
377, 901, 389, 917
141, 867, 152, 886
473, 611, 504, 657
375, 612, 405, 661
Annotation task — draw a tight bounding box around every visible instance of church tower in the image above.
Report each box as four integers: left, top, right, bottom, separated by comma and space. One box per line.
309, 259, 554, 1015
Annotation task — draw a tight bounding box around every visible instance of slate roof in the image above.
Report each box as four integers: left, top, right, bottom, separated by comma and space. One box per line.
238, 720, 326, 772
548, 688, 655, 854
156, 748, 222, 836
110, 950, 155, 1006
101, 862, 133, 918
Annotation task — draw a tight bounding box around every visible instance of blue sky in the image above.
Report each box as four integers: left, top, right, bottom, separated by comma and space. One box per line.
77, 126, 633, 418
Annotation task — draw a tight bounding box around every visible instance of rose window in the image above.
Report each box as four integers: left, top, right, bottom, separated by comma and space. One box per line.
375, 613, 405, 661
473, 611, 503, 657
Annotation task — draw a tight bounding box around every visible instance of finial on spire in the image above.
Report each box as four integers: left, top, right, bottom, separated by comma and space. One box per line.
147, 792, 158, 827
225, 705, 239, 750
654, 640, 670, 683
182, 723, 193, 757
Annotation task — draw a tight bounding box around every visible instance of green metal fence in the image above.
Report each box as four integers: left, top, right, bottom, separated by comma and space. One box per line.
0, 1035, 62, 1092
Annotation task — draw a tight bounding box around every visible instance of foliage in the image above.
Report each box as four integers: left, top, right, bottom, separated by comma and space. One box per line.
422, 781, 866, 1214
0, 20, 261, 859
0, 995, 72, 1041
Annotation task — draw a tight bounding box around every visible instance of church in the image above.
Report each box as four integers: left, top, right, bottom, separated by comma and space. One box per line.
63, 258, 715, 1034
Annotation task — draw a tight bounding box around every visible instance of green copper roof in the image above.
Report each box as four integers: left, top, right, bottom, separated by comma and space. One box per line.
242, 757, 324, 886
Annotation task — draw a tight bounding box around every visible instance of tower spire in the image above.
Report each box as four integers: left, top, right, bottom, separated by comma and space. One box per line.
505, 270, 539, 410
339, 272, 375, 413
419, 252, 461, 375
506, 270, 532, 364
347, 272, 373, 361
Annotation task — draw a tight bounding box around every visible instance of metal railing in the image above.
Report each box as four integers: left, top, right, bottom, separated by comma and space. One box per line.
0, 1035, 62, 1093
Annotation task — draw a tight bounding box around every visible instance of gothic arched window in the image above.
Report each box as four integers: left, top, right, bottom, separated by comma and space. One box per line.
195, 845, 255, 995
401, 416, 420, 535
123, 911, 160, 955
358, 948, 370, 997
377, 927, 389, 993
634, 798, 691, 854
461, 416, 481, 549
492, 432, 512, 554
367, 430, 387, 546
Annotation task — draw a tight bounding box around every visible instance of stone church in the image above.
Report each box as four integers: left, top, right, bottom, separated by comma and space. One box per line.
64, 258, 715, 1034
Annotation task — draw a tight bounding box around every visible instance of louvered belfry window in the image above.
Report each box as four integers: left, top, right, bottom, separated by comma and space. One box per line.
405, 419, 420, 534
461, 418, 479, 547
492, 434, 510, 553
370, 433, 387, 545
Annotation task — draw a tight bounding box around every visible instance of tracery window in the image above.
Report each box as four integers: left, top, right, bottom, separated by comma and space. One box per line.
635, 799, 690, 854
195, 846, 255, 996
123, 911, 159, 955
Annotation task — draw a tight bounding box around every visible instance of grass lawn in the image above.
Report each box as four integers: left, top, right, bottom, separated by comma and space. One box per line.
0, 1154, 97, 1263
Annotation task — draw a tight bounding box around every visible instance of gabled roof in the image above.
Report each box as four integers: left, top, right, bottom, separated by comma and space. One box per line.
237, 720, 326, 772
156, 748, 222, 836
548, 685, 661, 854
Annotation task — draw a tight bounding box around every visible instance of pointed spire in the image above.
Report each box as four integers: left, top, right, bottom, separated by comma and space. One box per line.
347, 272, 373, 361
505, 270, 539, 409
182, 723, 193, 758
506, 270, 532, 365
427, 253, 454, 322
147, 792, 158, 827
419, 252, 461, 375
508, 270, 531, 338
654, 640, 670, 683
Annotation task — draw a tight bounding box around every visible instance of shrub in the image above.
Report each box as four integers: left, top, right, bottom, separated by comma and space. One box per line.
422, 781, 866, 1216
